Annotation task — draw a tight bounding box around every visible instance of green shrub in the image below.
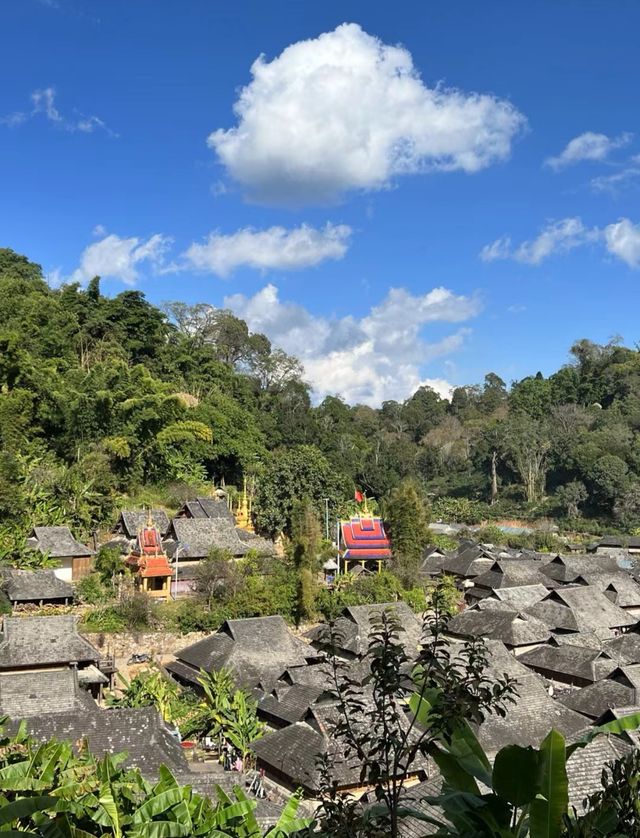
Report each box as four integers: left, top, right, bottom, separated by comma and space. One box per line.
476, 525, 509, 545
75, 572, 108, 605
81, 606, 126, 633
432, 496, 487, 525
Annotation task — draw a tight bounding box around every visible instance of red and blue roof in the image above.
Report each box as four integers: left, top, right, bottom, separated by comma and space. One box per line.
341, 516, 392, 560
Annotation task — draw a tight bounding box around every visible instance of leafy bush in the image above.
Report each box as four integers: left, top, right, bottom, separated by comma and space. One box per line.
75, 572, 108, 604
81, 605, 126, 633
117, 591, 154, 630
432, 496, 487, 525
476, 524, 509, 545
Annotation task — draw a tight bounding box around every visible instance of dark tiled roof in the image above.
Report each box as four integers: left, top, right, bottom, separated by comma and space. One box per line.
476, 673, 586, 756
169, 518, 250, 558
235, 528, 277, 555
603, 633, 640, 665
117, 510, 171, 538
566, 735, 634, 811
439, 547, 495, 579
577, 572, 640, 608
397, 776, 444, 837
254, 700, 427, 793
446, 608, 551, 647
306, 602, 423, 658
0, 616, 100, 669
252, 721, 326, 792
472, 560, 559, 592
17, 706, 188, 779
528, 587, 636, 632
28, 527, 93, 558
171, 616, 318, 691
0, 669, 94, 717
1, 568, 73, 603
518, 644, 617, 683
558, 677, 637, 720
178, 497, 236, 523
490, 584, 550, 609
259, 682, 327, 726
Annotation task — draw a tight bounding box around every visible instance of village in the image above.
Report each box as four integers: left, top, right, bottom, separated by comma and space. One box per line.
3, 483, 640, 832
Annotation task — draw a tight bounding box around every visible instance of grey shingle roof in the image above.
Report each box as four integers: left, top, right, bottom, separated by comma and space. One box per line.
0, 616, 100, 669
169, 616, 319, 691
577, 572, 640, 608
252, 720, 326, 792
306, 602, 423, 658
542, 554, 624, 584
254, 700, 427, 793
439, 547, 495, 579
603, 633, 640, 665
0, 669, 94, 717
28, 527, 93, 558
178, 497, 236, 523
446, 608, 551, 648
491, 584, 550, 609
397, 776, 444, 837
566, 734, 634, 812
1, 569, 73, 603
471, 560, 559, 592
235, 529, 277, 555
558, 676, 637, 720
476, 673, 586, 756
17, 706, 188, 780
527, 586, 636, 632
169, 518, 250, 558
116, 510, 171, 538
259, 682, 327, 726
518, 644, 617, 684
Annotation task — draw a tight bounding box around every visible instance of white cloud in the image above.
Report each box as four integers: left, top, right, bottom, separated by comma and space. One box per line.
225, 283, 480, 405
545, 131, 632, 170
92, 223, 107, 237
482, 215, 640, 269
480, 217, 598, 265
591, 156, 640, 193
479, 236, 511, 263
70, 233, 171, 285
209, 22, 525, 204
0, 87, 115, 135
604, 218, 640, 268
184, 223, 351, 277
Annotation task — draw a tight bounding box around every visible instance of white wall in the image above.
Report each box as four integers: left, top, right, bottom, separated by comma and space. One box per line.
53, 559, 73, 582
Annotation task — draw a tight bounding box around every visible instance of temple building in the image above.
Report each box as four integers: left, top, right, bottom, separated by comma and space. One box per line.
340, 515, 392, 574
125, 519, 173, 600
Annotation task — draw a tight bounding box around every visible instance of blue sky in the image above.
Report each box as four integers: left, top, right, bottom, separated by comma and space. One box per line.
1, 0, 639, 405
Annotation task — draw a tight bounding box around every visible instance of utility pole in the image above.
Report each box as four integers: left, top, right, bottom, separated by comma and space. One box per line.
173, 543, 184, 600
323, 498, 330, 541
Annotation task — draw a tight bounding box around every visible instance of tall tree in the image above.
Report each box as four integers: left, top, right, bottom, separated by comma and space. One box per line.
290, 498, 322, 625
384, 479, 430, 586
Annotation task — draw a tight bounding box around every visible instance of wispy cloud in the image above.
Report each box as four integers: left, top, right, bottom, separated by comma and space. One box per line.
481, 218, 598, 265
591, 154, 640, 194
545, 131, 632, 170
481, 215, 640, 269
0, 87, 116, 136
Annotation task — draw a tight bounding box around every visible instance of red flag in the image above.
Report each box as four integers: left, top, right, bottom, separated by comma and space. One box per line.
354, 490, 363, 503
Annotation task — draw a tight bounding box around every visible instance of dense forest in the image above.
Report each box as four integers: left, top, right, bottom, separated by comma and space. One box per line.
1, 246, 639, 549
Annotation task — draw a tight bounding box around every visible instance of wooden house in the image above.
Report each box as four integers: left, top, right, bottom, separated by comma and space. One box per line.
26, 527, 93, 582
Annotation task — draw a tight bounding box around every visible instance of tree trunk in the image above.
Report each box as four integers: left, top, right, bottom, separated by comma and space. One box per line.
490, 450, 498, 505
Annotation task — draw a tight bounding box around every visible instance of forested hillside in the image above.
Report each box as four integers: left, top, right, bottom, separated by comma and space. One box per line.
1, 246, 639, 546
